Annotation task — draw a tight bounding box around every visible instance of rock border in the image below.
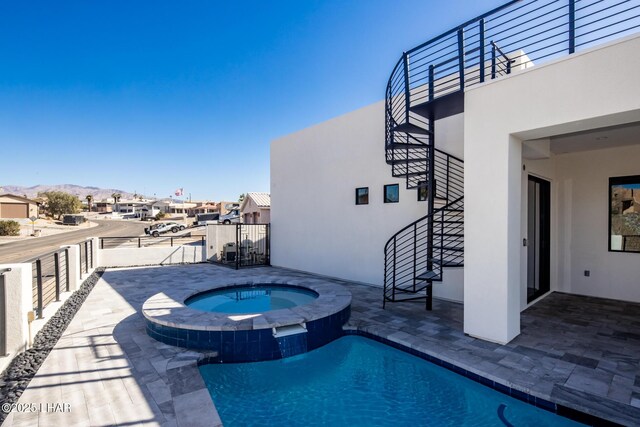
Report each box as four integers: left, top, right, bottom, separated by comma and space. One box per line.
0, 268, 105, 425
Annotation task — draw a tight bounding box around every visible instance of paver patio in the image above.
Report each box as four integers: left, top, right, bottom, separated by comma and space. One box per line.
2, 264, 640, 426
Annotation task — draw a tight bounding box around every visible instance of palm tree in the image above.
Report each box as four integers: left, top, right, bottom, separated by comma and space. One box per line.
86, 195, 94, 212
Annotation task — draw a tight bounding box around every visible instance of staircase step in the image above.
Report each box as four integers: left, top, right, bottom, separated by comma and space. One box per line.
416, 270, 441, 281
429, 258, 464, 267
387, 142, 429, 149
434, 219, 464, 223
391, 122, 433, 136
405, 171, 427, 177
410, 90, 464, 121
433, 245, 464, 252
388, 158, 429, 165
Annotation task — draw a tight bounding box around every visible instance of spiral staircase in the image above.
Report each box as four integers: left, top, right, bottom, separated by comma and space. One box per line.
381, 3, 515, 310
380, 0, 640, 309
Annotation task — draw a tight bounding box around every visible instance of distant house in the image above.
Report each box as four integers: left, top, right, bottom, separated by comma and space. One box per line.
191, 203, 219, 216
152, 199, 196, 215
0, 194, 39, 219
240, 193, 270, 224
94, 200, 113, 213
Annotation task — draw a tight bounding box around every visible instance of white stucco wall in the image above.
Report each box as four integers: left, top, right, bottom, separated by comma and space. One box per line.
99, 246, 204, 267
271, 101, 465, 301
554, 144, 640, 302
0, 265, 32, 372
464, 34, 640, 343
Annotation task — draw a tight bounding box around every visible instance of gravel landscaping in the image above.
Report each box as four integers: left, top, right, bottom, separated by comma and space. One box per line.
0, 268, 104, 425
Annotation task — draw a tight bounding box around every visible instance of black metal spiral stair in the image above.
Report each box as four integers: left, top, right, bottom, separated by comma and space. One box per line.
381, 0, 530, 310
381, 0, 640, 309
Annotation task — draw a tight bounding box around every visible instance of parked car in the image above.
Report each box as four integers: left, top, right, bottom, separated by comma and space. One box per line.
62, 215, 86, 226
195, 213, 220, 226
219, 209, 241, 224
145, 222, 186, 237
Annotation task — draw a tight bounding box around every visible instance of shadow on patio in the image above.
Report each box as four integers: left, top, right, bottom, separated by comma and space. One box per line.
5, 264, 640, 426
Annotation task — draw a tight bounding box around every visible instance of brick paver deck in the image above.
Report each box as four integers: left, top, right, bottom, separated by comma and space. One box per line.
3, 264, 640, 426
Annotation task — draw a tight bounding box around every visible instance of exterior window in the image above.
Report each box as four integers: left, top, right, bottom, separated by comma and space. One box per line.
384, 184, 399, 203
355, 187, 369, 205
609, 175, 640, 253
418, 181, 428, 202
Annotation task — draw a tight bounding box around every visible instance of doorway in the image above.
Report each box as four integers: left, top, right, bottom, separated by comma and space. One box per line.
527, 175, 551, 303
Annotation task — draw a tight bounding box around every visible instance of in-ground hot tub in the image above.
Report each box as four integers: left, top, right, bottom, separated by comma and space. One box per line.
142, 280, 351, 362
185, 285, 319, 314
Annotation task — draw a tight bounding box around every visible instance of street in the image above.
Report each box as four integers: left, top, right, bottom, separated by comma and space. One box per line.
0, 219, 147, 263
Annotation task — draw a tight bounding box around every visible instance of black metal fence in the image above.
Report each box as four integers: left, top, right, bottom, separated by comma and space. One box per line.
209, 224, 270, 269
28, 247, 72, 319
79, 239, 93, 275
99, 235, 205, 249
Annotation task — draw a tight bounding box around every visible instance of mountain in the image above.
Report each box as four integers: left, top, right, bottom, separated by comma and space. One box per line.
0, 184, 138, 201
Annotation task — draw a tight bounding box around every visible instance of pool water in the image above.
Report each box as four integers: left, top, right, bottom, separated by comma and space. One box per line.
185, 285, 318, 314
200, 336, 582, 426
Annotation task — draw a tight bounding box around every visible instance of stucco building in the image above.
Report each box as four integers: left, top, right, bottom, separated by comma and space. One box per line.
271, 2, 640, 344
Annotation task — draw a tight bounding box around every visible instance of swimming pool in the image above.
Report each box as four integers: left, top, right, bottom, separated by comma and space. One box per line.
185, 284, 319, 314
199, 335, 582, 426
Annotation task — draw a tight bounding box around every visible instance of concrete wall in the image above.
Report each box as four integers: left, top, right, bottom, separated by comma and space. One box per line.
99, 246, 205, 267
205, 224, 237, 262
271, 100, 465, 301
464, 34, 640, 343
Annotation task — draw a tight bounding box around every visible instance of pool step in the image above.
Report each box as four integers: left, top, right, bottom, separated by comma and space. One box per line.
272, 323, 307, 338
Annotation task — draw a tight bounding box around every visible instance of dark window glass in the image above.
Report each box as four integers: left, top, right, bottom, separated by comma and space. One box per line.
418, 181, 428, 202
609, 175, 640, 253
355, 187, 369, 205
384, 184, 399, 203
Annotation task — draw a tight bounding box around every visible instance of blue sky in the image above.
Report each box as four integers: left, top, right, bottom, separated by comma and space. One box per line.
0, 0, 505, 201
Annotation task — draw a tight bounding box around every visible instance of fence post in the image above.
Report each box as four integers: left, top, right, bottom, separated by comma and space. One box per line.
479, 19, 486, 83
428, 65, 435, 101
54, 252, 61, 302
266, 224, 270, 265
61, 245, 80, 291
138, 237, 141, 248
491, 43, 496, 79
171, 237, 174, 247
84, 241, 89, 274
568, 0, 576, 54
457, 29, 465, 89
36, 259, 43, 319
89, 239, 94, 268
65, 247, 70, 292
235, 224, 240, 270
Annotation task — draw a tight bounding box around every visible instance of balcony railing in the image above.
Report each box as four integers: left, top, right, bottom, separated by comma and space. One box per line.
386, 0, 640, 131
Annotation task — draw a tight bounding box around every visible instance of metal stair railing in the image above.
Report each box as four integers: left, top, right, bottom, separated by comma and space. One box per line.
386, 0, 640, 140
383, 149, 464, 309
